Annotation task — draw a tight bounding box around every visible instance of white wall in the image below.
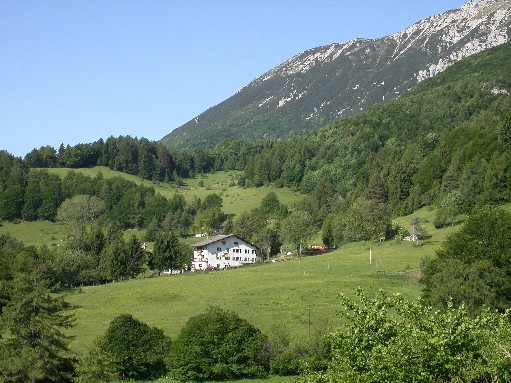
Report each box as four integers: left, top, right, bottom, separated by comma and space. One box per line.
192, 236, 257, 270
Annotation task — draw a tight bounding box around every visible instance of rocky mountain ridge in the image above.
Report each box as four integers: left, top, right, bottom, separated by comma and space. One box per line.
162, 0, 511, 150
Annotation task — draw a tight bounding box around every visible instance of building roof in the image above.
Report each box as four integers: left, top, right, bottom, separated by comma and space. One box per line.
192, 234, 259, 249
192, 234, 233, 248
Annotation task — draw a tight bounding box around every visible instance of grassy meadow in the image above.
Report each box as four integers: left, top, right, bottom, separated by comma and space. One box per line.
46, 167, 302, 216
0, 167, 467, 383
65, 223, 449, 357
0, 220, 67, 247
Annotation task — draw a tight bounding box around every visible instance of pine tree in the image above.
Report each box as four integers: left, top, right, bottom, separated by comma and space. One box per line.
150, 231, 183, 275
125, 235, 145, 278
0, 247, 76, 382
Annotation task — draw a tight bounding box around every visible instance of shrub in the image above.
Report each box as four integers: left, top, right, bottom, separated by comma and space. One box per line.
297, 289, 511, 383
169, 306, 270, 381
79, 314, 171, 382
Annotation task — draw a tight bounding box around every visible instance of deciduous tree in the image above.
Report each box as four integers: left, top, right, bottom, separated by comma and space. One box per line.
422, 207, 511, 314
280, 210, 315, 257
56, 194, 105, 238
169, 306, 270, 381
79, 314, 170, 382
297, 289, 511, 383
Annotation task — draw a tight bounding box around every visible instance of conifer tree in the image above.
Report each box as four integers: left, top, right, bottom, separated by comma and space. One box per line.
150, 231, 183, 275
0, 247, 76, 382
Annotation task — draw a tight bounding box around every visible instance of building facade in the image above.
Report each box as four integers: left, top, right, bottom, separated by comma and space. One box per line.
191, 234, 259, 271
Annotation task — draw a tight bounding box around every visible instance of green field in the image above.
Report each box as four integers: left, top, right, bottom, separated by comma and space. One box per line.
0, 220, 67, 247
65, 226, 448, 357
0, 168, 465, 375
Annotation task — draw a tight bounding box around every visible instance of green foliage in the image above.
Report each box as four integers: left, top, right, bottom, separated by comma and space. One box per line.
169, 306, 270, 381
56, 194, 106, 238
321, 216, 335, 248
0, 185, 24, 221
79, 313, 171, 382
253, 225, 281, 260
267, 325, 330, 377
233, 210, 266, 242
280, 210, 316, 256
298, 289, 511, 383
0, 246, 76, 383
25, 135, 219, 182
202, 192, 223, 210
422, 207, 511, 314
193, 206, 223, 234
340, 198, 391, 242
259, 191, 288, 219
51, 248, 99, 288
433, 190, 464, 228
150, 231, 185, 274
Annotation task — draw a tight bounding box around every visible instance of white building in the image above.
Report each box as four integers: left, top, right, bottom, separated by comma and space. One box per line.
191, 234, 259, 271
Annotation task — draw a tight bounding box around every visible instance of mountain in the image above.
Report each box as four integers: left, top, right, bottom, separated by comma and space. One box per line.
162, 0, 511, 150
238, 39, 511, 216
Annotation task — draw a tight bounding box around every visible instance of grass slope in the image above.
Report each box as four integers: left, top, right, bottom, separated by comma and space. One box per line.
0, 168, 464, 365
66, 212, 453, 358
47, 167, 302, 216
0, 220, 66, 247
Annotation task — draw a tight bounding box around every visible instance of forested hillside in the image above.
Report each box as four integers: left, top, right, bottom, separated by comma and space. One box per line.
235, 40, 511, 223
2, 33, 511, 383
3, 41, 511, 247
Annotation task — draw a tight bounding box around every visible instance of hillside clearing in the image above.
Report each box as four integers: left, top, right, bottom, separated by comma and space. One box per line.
65, 234, 442, 357
45, 167, 302, 216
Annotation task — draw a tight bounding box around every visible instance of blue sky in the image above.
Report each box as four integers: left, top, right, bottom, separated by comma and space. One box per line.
1, 0, 466, 157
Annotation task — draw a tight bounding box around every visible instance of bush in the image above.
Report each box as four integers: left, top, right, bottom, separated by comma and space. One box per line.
267, 325, 330, 376
79, 314, 171, 382
297, 289, 511, 383
169, 306, 270, 381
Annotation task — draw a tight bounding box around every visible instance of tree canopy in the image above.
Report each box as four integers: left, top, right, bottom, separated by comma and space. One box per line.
0, 246, 76, 383
422, 207, 511, 314
169, 306, 270, 381
298, 289, 511, 383
79, 314, 171, 382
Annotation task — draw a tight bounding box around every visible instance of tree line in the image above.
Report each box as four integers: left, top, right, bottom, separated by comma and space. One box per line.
15, 42, 511, 243
0, 150, 220, 235
23, 135, 217, 182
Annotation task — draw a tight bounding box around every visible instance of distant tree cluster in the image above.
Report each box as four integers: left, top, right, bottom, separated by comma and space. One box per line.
0, 152, 214, 235
23, 135, 216, 182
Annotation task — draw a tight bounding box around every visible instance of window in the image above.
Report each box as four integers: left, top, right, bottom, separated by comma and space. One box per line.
234, 241, 239, 245
217, 247, 222, 251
